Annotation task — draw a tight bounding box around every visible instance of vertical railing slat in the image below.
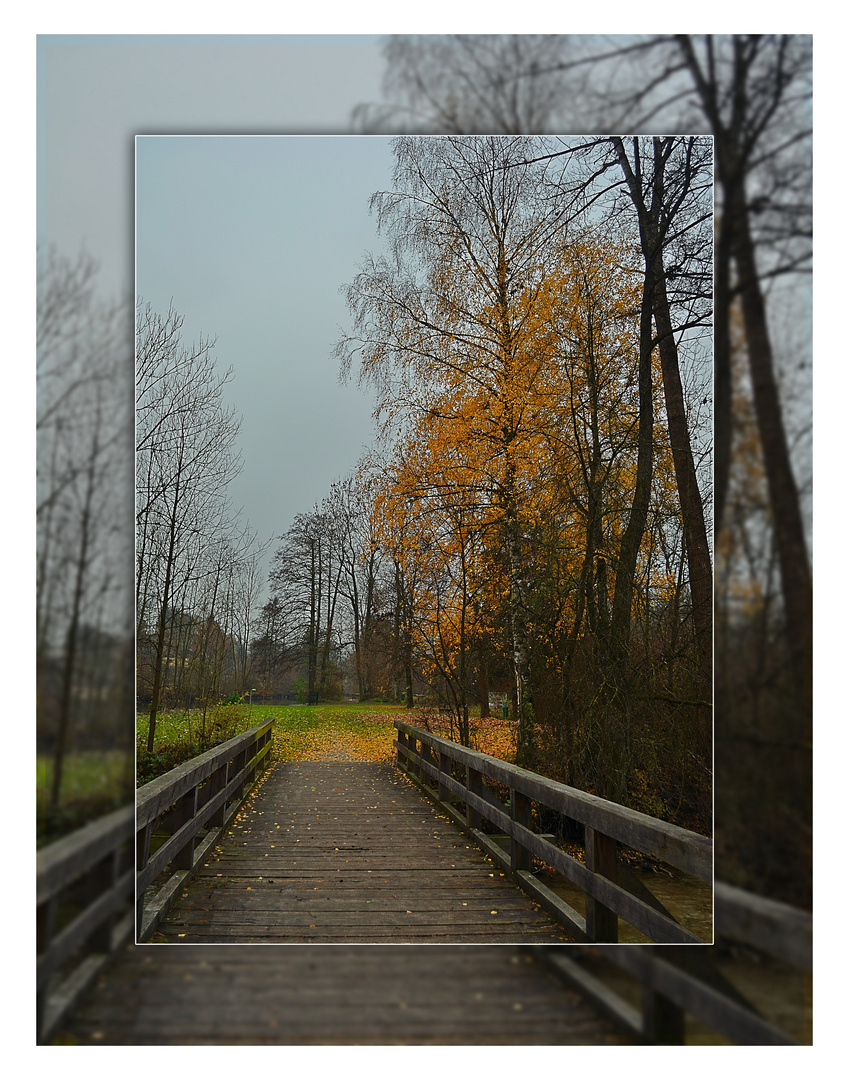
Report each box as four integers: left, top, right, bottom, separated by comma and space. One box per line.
585, 826, 619, 943
510, 789, 532, 872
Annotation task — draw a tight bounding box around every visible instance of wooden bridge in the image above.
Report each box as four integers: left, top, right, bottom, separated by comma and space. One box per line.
37, 719, 812, 1045
150, 759, 576, 944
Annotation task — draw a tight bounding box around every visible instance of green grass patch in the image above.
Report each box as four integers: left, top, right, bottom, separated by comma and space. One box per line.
37, 750, 133, 806
264, 703, 405, 762
136, 704, 258, 784
135, 701, 415, 783
136, 704, 256, 749
37, 750, 134, 848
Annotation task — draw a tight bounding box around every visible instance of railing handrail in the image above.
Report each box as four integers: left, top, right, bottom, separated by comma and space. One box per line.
136, 719, 274, 941
37, 718, 811, 1046
37, 803, 135, 908
37, 720, 274, 1043
393, 719, 711, 946
394, 719, 712, 880
37, 805, 136, 1044
714, 880, 812, 970
533, 886, 811, 1044
393, 720, 810, 1044
137, 720, 274, 826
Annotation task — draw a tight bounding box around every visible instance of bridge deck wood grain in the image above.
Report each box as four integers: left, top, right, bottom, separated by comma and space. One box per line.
55, 760, 633, 1044
153, 760, 575, 944
57, 944, 631, 1044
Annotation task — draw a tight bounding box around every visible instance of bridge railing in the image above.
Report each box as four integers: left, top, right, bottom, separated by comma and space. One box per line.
37, 804, 135, 1043
36, 719, 274, 1043
527, 882, 812, 1045
136, 719, 274, 941
394, 719, 712, 945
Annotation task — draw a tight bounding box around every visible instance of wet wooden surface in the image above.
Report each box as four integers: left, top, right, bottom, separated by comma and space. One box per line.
57, 945, 631, 1044
153, 760, 575, 944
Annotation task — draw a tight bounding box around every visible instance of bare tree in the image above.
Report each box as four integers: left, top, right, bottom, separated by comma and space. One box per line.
353, 35, 577, 136
37, 250, 134, 812
135, 302, 243, 751
268, 509, 341, 705
250, 596, 292, 700
228, 533, 271, 699
673, 36, 811, 722
325, 476, 387, 703
607, 136, 713, 696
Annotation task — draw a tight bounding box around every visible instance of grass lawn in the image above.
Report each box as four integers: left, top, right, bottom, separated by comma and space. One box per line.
135, 702, 415, 780
37, 750, 133, 806
37, 750, 134, 847
136, 706, 255, 750
135, 701, 519, 782
261, 703, 405, 762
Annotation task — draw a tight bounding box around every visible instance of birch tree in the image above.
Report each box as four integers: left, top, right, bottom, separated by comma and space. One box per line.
337, 135, 572, 766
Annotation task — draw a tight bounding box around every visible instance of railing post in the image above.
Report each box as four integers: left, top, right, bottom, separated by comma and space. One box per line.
245, 734, 256, 786
249, 727, 268, 783
438, 750, 451, 802
466, 766, 483, 829
230, 746, 248, 799
642, 987, 686, 1044
89, 848, 120, 951
205, 760, 228, 827
510, 788, 532, 872
172, 787, 199, 870
403, 731, 412, 773
36, 894, 58, 1039
136, 821, 153, 937
423, 743, 437, 792
585, 826, 619, 942
641, 947, 686, 1043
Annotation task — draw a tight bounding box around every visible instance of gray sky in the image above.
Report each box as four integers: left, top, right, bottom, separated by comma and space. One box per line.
37, 34, 385, 289
136, 134, 394, 554
37, 34, 389, 589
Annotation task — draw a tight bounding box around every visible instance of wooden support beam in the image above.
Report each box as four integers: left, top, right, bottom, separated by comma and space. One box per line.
585, 827, 619, 943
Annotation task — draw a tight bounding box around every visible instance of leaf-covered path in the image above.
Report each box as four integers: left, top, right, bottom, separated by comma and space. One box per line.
154, 760, 574, 944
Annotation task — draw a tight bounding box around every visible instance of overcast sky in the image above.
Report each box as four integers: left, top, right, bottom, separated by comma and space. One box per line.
37, 34, 389, 588
136, 134, 394, 554
37, 34, 385, 288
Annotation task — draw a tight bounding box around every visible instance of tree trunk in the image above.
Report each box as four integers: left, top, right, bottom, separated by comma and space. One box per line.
477, 630, 491, 719
506, 500, 536, 768
611, 259, 655, 656
146, 505, 179, 754
653, 280, 713, 692
602, 245, 656, 803
733, 195, 812, 719
713, 187, 734, 535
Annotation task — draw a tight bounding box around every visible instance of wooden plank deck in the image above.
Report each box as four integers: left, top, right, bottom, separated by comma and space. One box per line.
57, 944, 631, 1044
53, 759, 635, 1044
153, 760, 575, 944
